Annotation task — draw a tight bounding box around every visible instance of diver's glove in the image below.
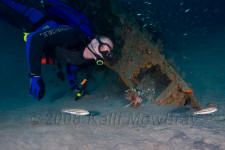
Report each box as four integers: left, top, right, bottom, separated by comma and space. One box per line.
74, 79, 88, 101
29, 74, 45, 100
66, 64, 78, 89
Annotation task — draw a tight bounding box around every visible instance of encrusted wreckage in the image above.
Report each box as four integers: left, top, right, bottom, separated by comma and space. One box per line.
64, 0, 201, 110
104, 23, 201, 110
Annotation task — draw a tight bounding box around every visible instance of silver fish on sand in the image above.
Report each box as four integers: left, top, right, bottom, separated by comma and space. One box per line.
194, 107, 218, 115
62, 109, 90, 116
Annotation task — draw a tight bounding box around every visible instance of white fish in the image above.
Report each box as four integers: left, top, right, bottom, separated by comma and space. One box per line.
143, 23, 148, 28
62, 109, 90, 116
185, 9, 190, 13
194, 107, 218, 115
183, 32, 188, 36
124, 102, 132, 108
144, 2, 151, 5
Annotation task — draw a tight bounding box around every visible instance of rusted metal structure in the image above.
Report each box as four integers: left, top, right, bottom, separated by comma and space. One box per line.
104, 21, 200, 110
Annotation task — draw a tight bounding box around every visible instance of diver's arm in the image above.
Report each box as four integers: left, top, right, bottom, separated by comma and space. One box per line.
26, 32, 45, 75
26, 31, 46, 100
26, 26, 73, 75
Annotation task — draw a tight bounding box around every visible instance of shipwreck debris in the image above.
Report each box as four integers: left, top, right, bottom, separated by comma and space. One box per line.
104, 5, 201, 110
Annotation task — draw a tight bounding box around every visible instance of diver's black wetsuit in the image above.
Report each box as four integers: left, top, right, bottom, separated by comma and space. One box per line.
27, 26, 95, 75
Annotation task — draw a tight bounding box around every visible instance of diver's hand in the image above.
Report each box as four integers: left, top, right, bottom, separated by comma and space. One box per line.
73, 85, 86, 101
74, 78, 88, 100
29, 75, 45, 100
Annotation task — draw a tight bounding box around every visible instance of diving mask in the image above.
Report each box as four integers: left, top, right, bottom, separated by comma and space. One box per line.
88, 37, 113, 65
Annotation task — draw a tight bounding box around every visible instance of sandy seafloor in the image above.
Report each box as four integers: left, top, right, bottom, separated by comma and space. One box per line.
0, 21, 225, 150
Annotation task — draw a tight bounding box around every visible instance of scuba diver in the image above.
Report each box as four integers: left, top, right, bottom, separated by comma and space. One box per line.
0, 0, 114, 100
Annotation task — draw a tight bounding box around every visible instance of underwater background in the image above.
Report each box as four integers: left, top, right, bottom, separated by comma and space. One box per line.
120, 0, 225, 107
0, 0, 225, 150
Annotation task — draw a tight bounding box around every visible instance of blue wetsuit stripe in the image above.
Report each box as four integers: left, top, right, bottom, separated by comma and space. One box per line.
35, 20, 58, 31
24, 8, 44, 23
26, 32, 35, 73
